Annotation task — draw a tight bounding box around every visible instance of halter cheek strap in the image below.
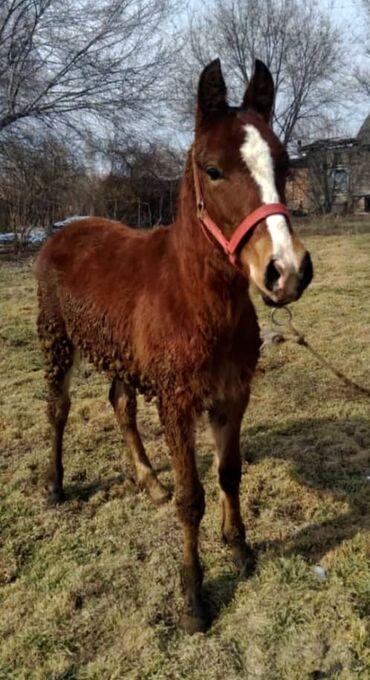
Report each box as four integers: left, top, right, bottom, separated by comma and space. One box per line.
192, 147, 291, 269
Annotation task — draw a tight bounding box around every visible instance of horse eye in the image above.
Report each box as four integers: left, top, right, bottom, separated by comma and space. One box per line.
206, 167, 223, 181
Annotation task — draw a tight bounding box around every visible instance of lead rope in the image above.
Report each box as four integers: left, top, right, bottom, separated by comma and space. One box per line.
264, 307, 370, 399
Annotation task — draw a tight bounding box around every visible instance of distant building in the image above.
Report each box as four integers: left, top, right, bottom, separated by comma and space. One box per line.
286, 114, 370, 215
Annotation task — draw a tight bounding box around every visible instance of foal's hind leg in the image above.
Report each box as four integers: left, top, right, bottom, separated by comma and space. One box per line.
209, 391, 255, 576
109, 378, 169, 505
40, 333, 74, 505
46, 369, 72, 504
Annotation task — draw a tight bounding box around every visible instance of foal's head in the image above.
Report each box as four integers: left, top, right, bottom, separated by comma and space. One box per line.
193, 59, 313, 306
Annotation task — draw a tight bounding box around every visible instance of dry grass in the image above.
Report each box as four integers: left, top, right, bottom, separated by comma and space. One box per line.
294, 214, 370, 237
1, 234, 370, 679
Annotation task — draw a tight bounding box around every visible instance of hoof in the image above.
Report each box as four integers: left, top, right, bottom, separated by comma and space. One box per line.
180, 610, 208, 634
152, 490, 172, 506
47, 487, 65, 506
146, 476, 172, 506
231, 542, 256, 578
151, 483, 171, 506
180, 581, 208, 634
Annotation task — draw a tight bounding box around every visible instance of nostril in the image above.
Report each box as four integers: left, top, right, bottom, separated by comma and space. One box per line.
300, 251, 313, 291
265, 259, 281, 291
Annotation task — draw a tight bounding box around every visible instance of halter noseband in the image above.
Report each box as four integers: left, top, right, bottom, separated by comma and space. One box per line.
192, 147, 291, 269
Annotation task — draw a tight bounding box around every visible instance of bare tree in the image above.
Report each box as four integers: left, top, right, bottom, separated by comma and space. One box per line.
0, 132, 90, 244
0, 0, 176, 137
177, 0, 345, 147
306, 144, 346, 214
355, 0, 370, 95
98, 141, 183, 226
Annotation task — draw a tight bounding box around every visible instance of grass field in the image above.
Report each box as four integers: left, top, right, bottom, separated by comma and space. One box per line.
1, 233, 370, 679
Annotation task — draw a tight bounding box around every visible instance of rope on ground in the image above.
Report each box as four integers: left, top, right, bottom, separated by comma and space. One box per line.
260, 306, 370, 399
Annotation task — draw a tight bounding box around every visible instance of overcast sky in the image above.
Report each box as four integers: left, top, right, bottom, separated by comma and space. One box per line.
326, 0, 368, 134
300, 0, 368, 133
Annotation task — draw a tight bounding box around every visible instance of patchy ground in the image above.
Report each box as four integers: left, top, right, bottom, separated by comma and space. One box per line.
1, 234, 370, 679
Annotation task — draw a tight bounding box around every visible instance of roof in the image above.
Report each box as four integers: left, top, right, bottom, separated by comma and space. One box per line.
357, 113, 370, 145
301, 137, 357, 152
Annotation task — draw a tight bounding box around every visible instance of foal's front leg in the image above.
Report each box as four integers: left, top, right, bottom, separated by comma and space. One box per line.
209, 392, 255, 576
159, 400, 207, 634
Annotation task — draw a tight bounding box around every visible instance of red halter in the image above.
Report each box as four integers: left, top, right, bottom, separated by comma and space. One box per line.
192, 147, 291, 269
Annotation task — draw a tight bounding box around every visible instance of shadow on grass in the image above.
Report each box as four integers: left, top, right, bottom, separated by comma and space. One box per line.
204, 571, 243, 623
62, 450, 213, 503
64, 473, 127, 502
51, 415, 370, 631
202, 415, 369, 628
242, 416, 370, 562
64, 466, 176, 504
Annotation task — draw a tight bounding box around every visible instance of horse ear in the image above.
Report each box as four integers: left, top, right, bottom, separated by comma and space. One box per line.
242, 59, 274, 122
197, 58, 228, 118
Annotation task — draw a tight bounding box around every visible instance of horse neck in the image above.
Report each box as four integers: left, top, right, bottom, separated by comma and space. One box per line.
172, 151, 229, 279
170, 150, 249, 320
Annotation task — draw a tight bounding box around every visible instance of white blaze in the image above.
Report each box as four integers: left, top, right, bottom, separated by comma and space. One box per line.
240, 124, 298, 269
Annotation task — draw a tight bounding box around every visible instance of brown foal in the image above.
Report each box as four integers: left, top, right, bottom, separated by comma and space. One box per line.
36, 58, 313, 633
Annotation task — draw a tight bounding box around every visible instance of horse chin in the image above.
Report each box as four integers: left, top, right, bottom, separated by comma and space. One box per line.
261, 293, 287, 308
